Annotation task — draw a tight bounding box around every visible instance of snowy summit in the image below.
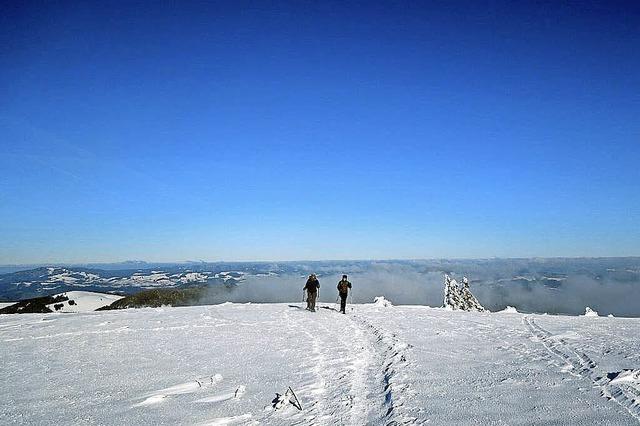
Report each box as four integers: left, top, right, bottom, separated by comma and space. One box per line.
1, 301, 640, 425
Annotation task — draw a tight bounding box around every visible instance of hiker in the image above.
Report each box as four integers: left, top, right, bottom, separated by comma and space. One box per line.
304, 274, 320, 312
337, 274, 352, 314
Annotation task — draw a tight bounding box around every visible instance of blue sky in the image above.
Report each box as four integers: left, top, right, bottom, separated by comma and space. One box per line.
1, 1, 639, 263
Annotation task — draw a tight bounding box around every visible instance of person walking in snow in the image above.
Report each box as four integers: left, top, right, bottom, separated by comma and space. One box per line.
337, 274, 352, 314
304, 274, 320, 312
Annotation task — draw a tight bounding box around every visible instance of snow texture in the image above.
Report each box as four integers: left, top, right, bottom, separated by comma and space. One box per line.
442, 275, 486, 312
1, 303, 640, 425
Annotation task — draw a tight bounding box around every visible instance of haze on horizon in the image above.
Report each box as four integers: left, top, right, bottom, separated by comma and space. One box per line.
1, 1, 639, 264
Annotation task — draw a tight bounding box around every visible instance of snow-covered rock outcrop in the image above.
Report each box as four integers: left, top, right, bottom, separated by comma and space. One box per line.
584, 307, 599, 317
373, 296, 393, 307
443, 275, 486, 312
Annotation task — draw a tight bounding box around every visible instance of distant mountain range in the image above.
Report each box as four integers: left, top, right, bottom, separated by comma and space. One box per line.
0, 260, 380, 301
0, 265, 257, 301
0, 260, 376, 301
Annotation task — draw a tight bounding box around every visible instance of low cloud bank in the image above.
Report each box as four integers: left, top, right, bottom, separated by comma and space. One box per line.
200, 265, 443, 306
199, 259, 640, 317
473, 275, 640, 317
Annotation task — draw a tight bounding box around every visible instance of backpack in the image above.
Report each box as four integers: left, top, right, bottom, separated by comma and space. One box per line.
338, 280, 350, 294
306, 279, 319, 293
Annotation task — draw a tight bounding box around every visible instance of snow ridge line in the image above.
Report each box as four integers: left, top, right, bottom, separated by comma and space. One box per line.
352, 314, 417, 425
524, 316, 640, 422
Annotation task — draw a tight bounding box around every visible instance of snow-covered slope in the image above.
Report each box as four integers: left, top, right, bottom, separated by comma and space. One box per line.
1, 303, 639, 425
46, 291, 124, 312
0, 302, 15, 309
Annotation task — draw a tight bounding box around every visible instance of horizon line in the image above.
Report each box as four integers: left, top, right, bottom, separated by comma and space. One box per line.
2, 255, 640, 268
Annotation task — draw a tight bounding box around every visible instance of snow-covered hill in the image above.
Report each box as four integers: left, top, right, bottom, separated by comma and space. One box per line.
1, 303, 639, 425
0, 291, 124, 314
46, 291, 124, 312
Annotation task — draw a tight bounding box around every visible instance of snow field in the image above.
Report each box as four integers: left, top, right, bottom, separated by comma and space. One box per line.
1, 303, 640, 425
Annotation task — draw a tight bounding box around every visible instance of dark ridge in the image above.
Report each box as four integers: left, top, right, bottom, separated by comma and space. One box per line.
97, 287, 207, 310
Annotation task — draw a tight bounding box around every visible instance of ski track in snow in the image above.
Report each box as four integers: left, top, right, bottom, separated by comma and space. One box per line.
525, 316, 640, 423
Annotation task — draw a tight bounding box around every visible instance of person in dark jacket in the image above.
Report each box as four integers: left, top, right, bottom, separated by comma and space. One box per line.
304, 274, 320, 312
337, 274, 352, 314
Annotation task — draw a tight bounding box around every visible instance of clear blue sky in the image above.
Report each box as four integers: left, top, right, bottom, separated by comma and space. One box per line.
1, 1, 639, 264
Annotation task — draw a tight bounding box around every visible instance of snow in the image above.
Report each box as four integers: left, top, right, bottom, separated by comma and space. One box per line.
45, 291, 124, 312
0, 302, 15, 309
442, 275, 486, 311
131, 272, 171, 282
1, 304, 639, 424
498, 305, 519, 313
45, 269, 102, 285
512, 275, 535, 281
584, 307, 600, 317
178, 272, 210, 284
214, 272, 246, 282
372, 296, 393, 307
